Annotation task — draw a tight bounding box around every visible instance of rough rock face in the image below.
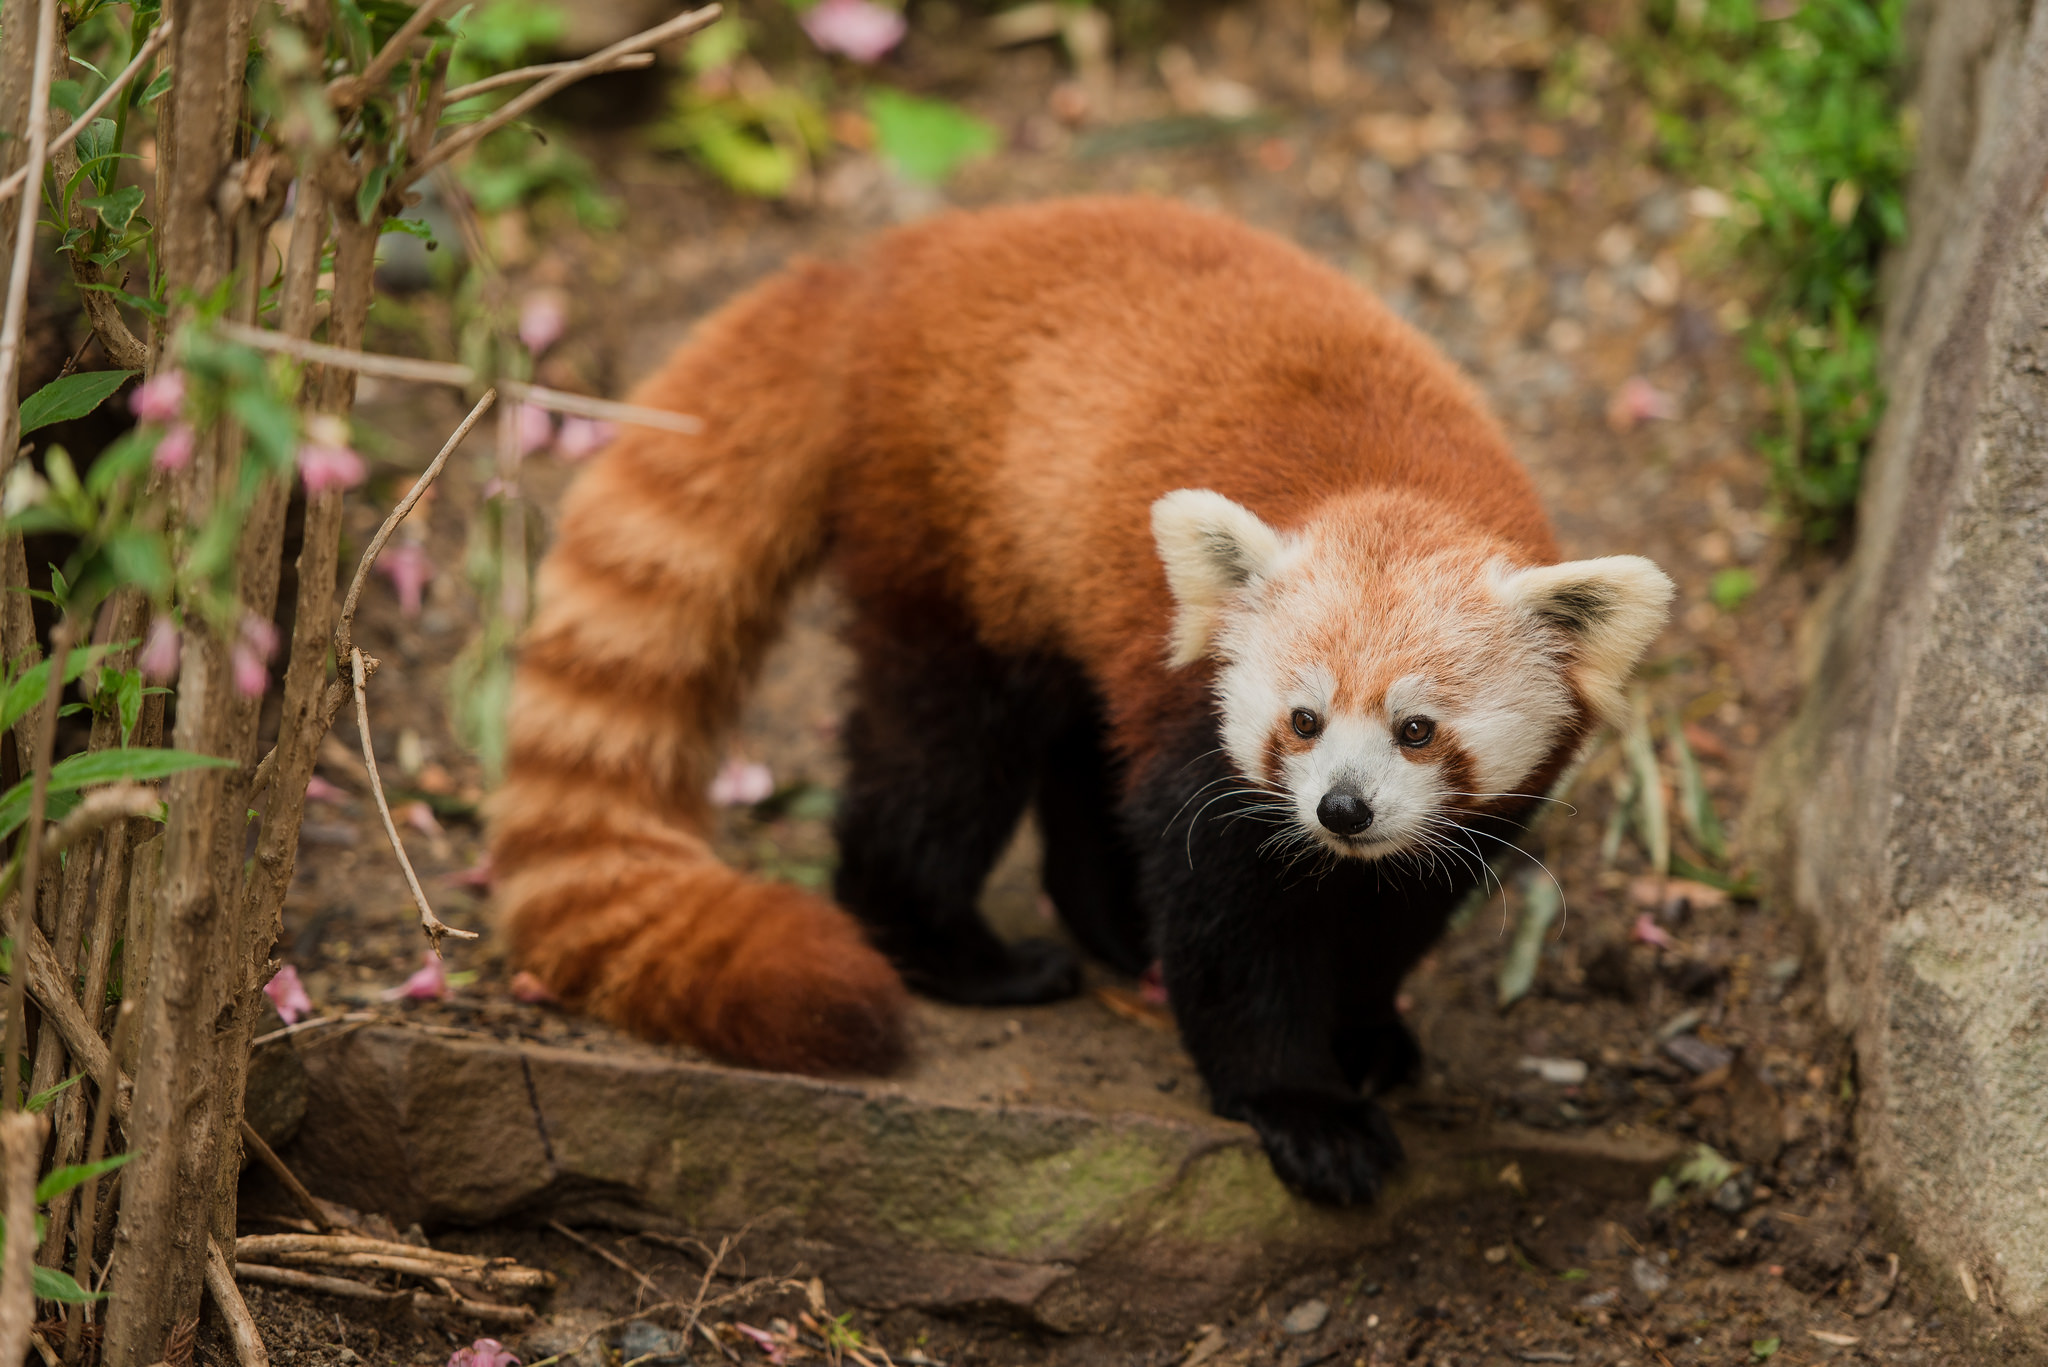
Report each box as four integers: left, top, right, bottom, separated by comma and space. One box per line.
1751, 0, 2048, 1334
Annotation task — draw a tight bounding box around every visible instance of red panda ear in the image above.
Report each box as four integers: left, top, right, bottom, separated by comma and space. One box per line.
1497, 556, 1675, 728
1151, 489, 1286, 668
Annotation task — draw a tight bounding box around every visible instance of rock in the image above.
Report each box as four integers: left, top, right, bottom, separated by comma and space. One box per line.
1629, 1255, 1670, 1298
1662, 1034, 1733, 1076
1517, 1056, 1589, 1085
1747, 0, 2048, 1342
1281, 1298, 1330, 1334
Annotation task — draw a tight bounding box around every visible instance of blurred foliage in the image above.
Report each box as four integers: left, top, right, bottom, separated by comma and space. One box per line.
1627, 0, 1909, 541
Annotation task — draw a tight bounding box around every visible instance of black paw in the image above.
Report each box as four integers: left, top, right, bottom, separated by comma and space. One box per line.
1338, 1018, 1423, 1094
906, 937, 1082, 1006
1230, 1089, 1405, 1207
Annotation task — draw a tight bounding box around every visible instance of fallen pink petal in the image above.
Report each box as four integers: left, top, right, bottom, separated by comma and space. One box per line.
139, 617, 180, 682
509, 970, 558, 1005
801, 0, 906, 62
518, 293, 568, 355
304, 774, 349, 804
1606, 375, 1680, 432
263, 964, 313, 1025
386, 951, 449, 1003
708, 757, 775, 806
402, 799, 444, 837
1631, 912, 1676, 949
733, 1325, 788, 1365
448, 1338, 520, 1367
152, 422, 195, 473
446, 856, 494, 890
129, 370, 186, 422
554, 417, 615, 460
377, 541, 435, 617
515, 402, 555, 456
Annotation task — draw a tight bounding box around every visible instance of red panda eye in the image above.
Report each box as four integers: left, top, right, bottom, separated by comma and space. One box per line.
1399, 717, 1436, 747
1290, 709, 1321, 739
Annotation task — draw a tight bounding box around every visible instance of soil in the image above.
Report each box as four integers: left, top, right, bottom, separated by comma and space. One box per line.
224, 2, 1999, 1365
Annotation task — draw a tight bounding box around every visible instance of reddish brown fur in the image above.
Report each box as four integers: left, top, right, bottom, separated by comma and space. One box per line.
491, 198, 1560, 1071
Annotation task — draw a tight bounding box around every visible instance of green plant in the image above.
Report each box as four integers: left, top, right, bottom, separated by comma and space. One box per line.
1628, 0, 1909, 540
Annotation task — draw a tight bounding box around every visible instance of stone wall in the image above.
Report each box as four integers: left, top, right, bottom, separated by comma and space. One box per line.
1750, 0, 2048, 1340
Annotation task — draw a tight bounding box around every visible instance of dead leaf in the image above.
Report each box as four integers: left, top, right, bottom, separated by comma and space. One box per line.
1808, 1330, 1860, 1347
1095, 985, 1173, 1031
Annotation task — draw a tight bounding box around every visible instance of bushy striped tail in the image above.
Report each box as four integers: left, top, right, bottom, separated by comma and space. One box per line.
488, 262, 907, 1074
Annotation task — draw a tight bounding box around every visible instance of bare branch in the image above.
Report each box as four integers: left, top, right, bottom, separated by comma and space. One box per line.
0, 20, 175, 207
328, 0, 459, 110
66, 1001, 136, 1362
237, 1119, 335, 1233
216, 322, 703, 434
42, 784, 162, 860
443, 51, 655, 105
352, 648, 476, 953
232, 1264, 537, 1325
0, 0, 61, 471
3, 618, 70, 1113
0, 1111, 44, 1367
202, 1238, 270, 1367
336, 387, 495, 663
405, 6, 721, 183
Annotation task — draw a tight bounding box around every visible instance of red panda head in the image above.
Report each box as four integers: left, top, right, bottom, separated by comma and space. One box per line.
1152, 488, 1673, 862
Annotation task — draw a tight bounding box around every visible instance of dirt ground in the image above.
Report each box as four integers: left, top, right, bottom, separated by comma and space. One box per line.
222, 2, 2008, 1364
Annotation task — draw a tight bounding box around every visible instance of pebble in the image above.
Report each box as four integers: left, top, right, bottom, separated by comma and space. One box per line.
1663, 1033, 1735, 1075
1517, 1055, 1589, 1085
1630, 1254, 1672, 1298
1281, 1298, 1330, 1335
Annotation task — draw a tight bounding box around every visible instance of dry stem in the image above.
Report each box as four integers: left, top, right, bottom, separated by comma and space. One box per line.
4, 619, 71, 1113
405, 7, 721, 182
443, 51, 655, 104
0, 0, 60, 470
237, 1119, 334, 1233
549, 1220, 663, 1307
43, 785, 162, 859
335, 387, 495, 662
0, 19, 183, 204
0, 1112, 44, 1367
351, 648, 474, 952
232, 1264, 536, 1325
202, 1238, 270, 1367
65, 1003, 135, 1360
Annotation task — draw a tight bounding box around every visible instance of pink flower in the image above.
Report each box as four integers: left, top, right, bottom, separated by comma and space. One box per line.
518, 293, 567, 355
263, 964, 313, 1025
801, 0, 906, 62
509, 970, 558, 1005
1631, 912, 1676, 949
448, 1340, 520, 1367
297, 413, 366, 494
233, 614, 278, 698
129, 370, 186, 423
708, 757, 774, 806
139, 617, 180, 682
515, 403, 554, 456
377, 542, 434, 617
152, 423, 195, 473
554, 417, 614, 461
305, 774, 349, 804
385, 950, 449, 1003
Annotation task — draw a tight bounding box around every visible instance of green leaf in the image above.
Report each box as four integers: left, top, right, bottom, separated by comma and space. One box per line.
18, 369, 137, 435
36, 1152, 131, 1204
356, 161, 390, 225
31, 1264, 104, 1304
1559, 1268, 1590, 1282
380, 216, 435, 244
138, 68, 172, 106
866, 88, 997, 184
102, 529, 173, 597
49, 80, 87, 119
0, 642, 123, 735
0, 749, 233, 841
103, 667, 142, 746
1751, 1337, 1781, 1361
228, 387, 300, 473
1496, 868, 1562, 1009
80, 184, 145, 234
1669, 718, 1727, 863
1709, 567, 1757, 611
25, 1073, 82, 1113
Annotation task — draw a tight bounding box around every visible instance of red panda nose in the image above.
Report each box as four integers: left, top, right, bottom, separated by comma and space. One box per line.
1316, 788, 1375, 837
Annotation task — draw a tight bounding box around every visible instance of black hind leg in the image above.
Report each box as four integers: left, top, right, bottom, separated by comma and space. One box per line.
832, 618, 1081, 1005
1035, 716, 1149, 977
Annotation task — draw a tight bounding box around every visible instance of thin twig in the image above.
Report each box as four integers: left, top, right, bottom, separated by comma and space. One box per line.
0, 0, 60, 471
329, 0, 458, 110
0, 1111, 42, 1367
443, 51, 655, 105
351, 648, 475, 953
202, 1238, 270, 1367
405, 7, 722, 182
215, 322, 703, 434
549, 1220, 664, 1308
233, 1264, 537, 1325
66, 1001, 135, 1360
4, 618, 71, 1113
42, 784, 161, 859
247, 1011, 378, 1049
0, 19, 176, 207
238, 1118, 335, 1233
335, 387, 494, 664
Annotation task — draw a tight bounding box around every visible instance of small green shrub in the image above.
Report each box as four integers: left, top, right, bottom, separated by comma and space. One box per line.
1631, 0, 1909, 541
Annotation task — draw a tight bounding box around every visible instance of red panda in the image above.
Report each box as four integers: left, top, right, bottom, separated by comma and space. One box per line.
489, 197, 1672, 1203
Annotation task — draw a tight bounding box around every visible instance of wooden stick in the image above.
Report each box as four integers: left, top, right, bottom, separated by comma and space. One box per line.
4, 618, 70, 1113
237, 1119, 335, 1233
549, 1220, 664, 1305
215, 322, 703, 435
334, 387, 495, 664
0, 20, 175, 206
0, 1112, 45, 1367
232, 1264, 539, 1326
202, 1239, 270, 1367
260, 1251, 549, 1289
351, 648, 475, 952
0, 0, 60, 471
443, 52, 655, 105
405, 7, 721, 182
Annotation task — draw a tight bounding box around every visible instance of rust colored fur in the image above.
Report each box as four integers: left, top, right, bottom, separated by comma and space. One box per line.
491, 197, 1558, 1073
